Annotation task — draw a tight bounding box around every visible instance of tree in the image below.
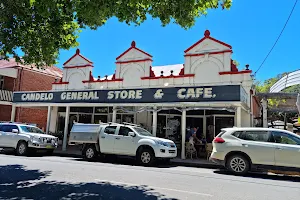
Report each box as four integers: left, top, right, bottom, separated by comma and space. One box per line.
0, 0, 232, 66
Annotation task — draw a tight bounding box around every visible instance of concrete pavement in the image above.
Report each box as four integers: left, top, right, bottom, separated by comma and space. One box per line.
0, 154, 300, 200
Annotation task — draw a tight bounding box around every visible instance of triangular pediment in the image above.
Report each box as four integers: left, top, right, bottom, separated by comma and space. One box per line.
117, 48, 151, 62
185, 38, 231, 55
64, 55, 91, 67
184, 30, 232, 55
116, 41, 152, 62
63, 49, 93, 67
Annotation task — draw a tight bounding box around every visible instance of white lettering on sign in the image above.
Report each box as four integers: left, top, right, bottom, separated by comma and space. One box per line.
61, 91, 99, 101
21, 93, 54, 101
107, 90, 143, 100
177, 87, 216, 99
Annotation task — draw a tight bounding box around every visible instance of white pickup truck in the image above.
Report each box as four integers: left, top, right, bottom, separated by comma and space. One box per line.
69, 122, 177, 166
0, 122, 58, 156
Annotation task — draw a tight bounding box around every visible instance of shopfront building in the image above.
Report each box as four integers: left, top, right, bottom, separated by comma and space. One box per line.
11, 30, 254, 159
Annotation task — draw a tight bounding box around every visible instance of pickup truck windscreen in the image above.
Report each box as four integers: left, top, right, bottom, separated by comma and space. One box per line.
20, 126, 45, 134
133, 127, 152, 136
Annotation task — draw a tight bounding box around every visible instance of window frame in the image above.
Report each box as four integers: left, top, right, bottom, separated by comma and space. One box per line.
118, 126, 133, 136
0, 75, 4, 90
271, 131, 300, 145
233, 130, 272, 143
103, 126, 117, 135
1, 125, 19, 133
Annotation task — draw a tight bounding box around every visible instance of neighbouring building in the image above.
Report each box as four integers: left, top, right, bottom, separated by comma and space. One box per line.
11, 30, 257, 159
0, 58, 62, 129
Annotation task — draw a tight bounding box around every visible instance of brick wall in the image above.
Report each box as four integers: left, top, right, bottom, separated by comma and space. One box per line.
3, 76, 15, 91
15, 68, 57, 130
0, 105, 12, 122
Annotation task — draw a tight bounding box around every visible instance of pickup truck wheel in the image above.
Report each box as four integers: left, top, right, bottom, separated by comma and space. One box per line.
138, 149, 155, 166
83, 146, 97, 161
16, 141, 28, 156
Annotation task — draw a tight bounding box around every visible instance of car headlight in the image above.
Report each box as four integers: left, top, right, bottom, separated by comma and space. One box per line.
31, 136, 41, 143
155, 140, 169, 147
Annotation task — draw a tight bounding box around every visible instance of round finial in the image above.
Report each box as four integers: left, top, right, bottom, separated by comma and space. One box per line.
204, 30, 210, 37
131, 41, 136, 47
245, 64, 250, 70
161, 71, 164, 77
76, 49, 80, 54
170, 70, 174, 76
97, 75, 101, 80
105, 75, 108, 79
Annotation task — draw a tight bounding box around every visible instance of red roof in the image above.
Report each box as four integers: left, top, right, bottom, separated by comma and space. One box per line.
184, 30, 232, 53
116, 41, 152, 60
63, 49, 93, 66
0, 58, 63, 77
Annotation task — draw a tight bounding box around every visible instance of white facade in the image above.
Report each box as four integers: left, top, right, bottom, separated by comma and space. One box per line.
12, 30, 254, 158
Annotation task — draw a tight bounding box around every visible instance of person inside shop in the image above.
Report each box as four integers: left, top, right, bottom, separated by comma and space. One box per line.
186, 127, 201, 143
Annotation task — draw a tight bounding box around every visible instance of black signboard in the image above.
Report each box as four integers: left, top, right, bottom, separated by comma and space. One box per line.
13, 85, 244, 104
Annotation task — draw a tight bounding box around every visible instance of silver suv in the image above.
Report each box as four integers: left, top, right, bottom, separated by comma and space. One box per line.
210, 127, 300, 175
0, 123, 58, 156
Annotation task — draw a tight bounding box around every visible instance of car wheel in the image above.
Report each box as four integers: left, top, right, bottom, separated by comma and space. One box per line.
138, 148, 155, 166
83, 146, 97, 161
226, 154, 250, 175
16, 141, 28, 156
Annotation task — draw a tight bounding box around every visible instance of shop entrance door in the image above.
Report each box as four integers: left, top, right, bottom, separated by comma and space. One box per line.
186, 116, 204, 139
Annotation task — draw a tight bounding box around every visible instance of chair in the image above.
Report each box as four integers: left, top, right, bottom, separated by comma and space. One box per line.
206, 143, 213, 160
185, 142, 197, 159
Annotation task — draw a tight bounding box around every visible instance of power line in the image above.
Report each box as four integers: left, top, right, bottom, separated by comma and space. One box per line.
254, 0, 298, 75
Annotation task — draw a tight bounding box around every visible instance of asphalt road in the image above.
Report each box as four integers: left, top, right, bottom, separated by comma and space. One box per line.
0, 153, 300, 200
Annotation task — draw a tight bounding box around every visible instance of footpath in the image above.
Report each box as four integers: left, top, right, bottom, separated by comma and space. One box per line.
54, 146, 219, 169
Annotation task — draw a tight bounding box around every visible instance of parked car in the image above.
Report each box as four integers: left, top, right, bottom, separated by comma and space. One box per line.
0, 122, 58, 156
69, 122, 177, 166
210, 127, 300, 175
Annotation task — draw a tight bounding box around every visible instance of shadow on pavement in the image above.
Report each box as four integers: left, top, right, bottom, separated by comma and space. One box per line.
214, 169, 300, 182
0, 164, 177, 200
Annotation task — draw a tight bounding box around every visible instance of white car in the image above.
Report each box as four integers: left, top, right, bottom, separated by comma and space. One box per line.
210, 127, 300, 175
69, 122, 177, 166
0, 123, 58, 156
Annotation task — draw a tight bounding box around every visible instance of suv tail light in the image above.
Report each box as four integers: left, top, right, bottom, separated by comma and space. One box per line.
214, 137, 225, 143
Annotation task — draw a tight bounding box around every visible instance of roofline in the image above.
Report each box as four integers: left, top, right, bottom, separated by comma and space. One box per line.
184, 30, 232, 53
116, 41, 152, 60
63, 49, 93, 66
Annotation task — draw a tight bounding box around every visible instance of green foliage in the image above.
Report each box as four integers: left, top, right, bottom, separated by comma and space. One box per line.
255, 72, 291, 107
0, 0, 232, 66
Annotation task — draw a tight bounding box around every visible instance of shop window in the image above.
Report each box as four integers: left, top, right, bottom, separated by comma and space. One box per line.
116, 114, 134, 123
70, 107, 93, 113
94, 115, 108, 124
0, 76, 4, 90
187, 110, 204, 115
58, 107, 66, 112
95, 107, 109, 114
205, 110, 234, 115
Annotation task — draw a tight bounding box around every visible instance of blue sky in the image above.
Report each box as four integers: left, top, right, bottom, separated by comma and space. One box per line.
57, 0, 300, 82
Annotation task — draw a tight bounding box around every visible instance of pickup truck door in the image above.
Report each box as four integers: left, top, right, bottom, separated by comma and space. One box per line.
114, 126, 136, 156
99, 125, 118, 154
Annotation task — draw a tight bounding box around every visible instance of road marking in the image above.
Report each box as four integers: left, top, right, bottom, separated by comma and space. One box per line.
94, 179, 213, 197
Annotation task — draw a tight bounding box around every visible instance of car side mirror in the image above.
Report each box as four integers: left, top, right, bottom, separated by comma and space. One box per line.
12, 129, 19, 133
128, 132, 136, 137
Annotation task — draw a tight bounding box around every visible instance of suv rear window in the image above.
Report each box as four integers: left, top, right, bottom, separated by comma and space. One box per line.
232, 131, 244, 139
216, 130, 226, 137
